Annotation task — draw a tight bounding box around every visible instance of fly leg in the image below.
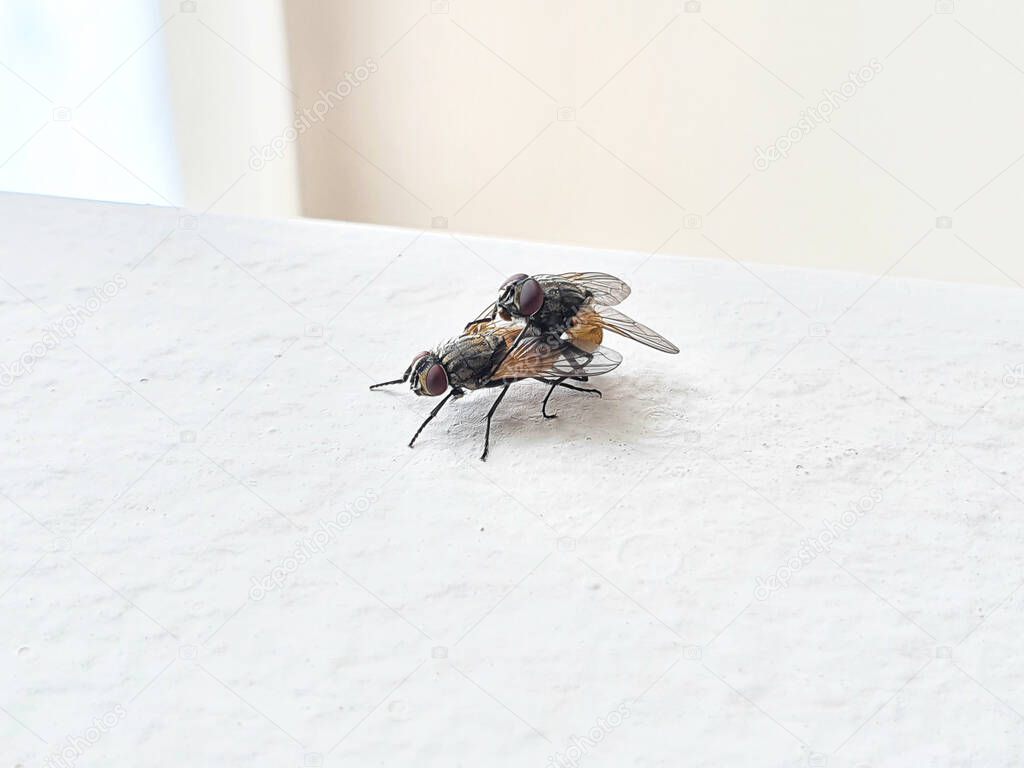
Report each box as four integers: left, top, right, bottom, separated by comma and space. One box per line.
482, 322, 535, 382
541, 377, 567, 419
541, 378, 601, 419
538, 343, 596, 418
409, 390, 455, 448
561, 345, 594, 378
480, 383, 512, 461
464, 302, 498, 331
557, 381, 602, 398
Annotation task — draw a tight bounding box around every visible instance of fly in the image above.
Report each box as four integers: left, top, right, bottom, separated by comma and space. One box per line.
470, 272, 679, 357
370, 320, 621, 460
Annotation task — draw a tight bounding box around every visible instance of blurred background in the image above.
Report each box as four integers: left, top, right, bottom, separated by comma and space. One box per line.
2, 0, 1023, 285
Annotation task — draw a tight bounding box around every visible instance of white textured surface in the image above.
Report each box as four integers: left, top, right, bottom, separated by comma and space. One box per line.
2, 192, 1024, 766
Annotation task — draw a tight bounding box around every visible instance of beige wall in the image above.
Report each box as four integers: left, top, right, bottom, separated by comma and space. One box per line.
161, 0, 300, 217
2, 2, 1021, 284
281, 0, 1024, 287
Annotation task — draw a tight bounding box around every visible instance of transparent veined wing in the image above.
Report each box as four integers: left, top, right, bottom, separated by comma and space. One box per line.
492, 333, 622, 381
537, 272, 631, 306
581, 305, 679, 354
544, 341, 622, 378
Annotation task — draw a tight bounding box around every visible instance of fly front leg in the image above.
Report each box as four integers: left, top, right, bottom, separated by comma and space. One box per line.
560, 346, 594, 378
464, 302, 499, 331
481, 321, 535, 382
409, 390, 456, 448
480, 383, 512, 461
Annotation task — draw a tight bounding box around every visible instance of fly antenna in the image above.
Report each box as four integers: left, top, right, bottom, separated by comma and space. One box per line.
370, 366, 412, 390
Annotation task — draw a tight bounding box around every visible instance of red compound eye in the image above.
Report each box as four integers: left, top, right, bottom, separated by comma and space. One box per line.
501, 272, 528, 290
518, 277, 544, 316
411, 351, 430, 367
424, 364, 448, 396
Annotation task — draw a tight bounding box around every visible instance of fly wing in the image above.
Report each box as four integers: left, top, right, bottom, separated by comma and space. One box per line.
492, 333, 622, 381
584, 305, 679, 354
543, 342, 622, 378
536, 272, 631, 306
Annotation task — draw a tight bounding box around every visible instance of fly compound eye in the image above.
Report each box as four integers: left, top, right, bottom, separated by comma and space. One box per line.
411, 351, 430, 367
424, 364, 448, 396
501, 272, 528, 290
518, 277, 544, 317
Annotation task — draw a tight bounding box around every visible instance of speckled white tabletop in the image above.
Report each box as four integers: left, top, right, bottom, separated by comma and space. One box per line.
2, 192, 1023, 766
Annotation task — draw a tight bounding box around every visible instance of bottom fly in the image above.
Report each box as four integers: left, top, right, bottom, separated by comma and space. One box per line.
370, 320, 621, 460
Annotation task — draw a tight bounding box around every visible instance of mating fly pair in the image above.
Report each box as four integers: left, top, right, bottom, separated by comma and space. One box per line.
370, 272, 678, 460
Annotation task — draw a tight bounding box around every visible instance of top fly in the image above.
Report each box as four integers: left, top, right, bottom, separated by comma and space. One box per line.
470, 272, 679, 357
